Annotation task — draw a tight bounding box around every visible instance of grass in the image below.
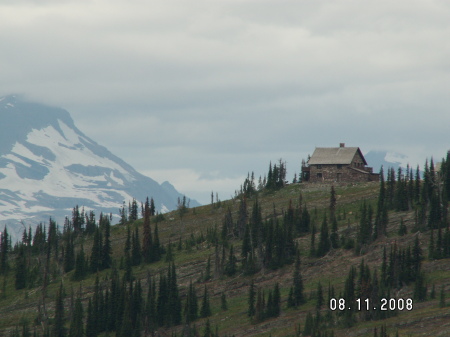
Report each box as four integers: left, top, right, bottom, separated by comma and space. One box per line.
1, 182, 450, 336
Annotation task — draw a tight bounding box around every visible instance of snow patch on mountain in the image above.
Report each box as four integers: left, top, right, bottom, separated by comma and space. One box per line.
0, 95, 200, 240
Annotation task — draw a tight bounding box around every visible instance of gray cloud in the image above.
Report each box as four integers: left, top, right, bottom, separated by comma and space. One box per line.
1, 0, 449, 203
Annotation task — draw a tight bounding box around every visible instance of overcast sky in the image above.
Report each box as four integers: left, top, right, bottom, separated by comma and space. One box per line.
1, 0, 449, 204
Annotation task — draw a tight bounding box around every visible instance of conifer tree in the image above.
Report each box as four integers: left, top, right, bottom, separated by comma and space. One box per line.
317, 216, 330, 257
439, 285, 446, 308
53, 283, 66, 337
69, 297, 84, 337
14, 245, 27, 290
272, 282, 281, 317
101, 215, 112, 269
316, 282, 324, 310
90, 227, 102, 273
330, 185, 337, 220
200, 285, 212, 318
224, 245, 237, 276
63, 232, 75, 273
291, 253, 305, 307
142, 197, 154, 263
221, 292, 228, 311
167, 263, 182, 326
413, 272, 427, 302
130, 227, 141, 267
330, 216, 339, 249
0, 227, 9, 274
248, 280, 256, 318
203, 319, 212, 337
309, 222, 316, 257
72, 245, 87, 281
185, 280, 198, 323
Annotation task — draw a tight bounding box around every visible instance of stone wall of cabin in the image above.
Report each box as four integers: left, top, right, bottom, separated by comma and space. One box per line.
308, 164, 378, 183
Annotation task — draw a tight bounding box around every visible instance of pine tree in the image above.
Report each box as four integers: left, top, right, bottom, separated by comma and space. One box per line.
374, 167, 388, 240
72, 245, 87, 281
224, 245, 237, 276
200, 285, 212, 318
317, 216, 330, 257
185, 280, 198, 323
0, 227, 10, 274
330, 185, 337, 220
90, 227, 102, 273
292, 253, 305, 307
272, 282, 281, 317
14, 245, 27, 290
142, 197, 154, 263
303, 311, 314, 336
439, 285, 446, 308
63, 232, 75, 273
413, 272, 427, 302
69, 297, 84, 337
248, 280, 256, 318
203, 319, 212, 337
53, 283, 66, 337
316, 282, 324, 310
330, 216, 339, 249
101, 215, 112, 269
131, 227, 142, 266
221, 292, 228, 311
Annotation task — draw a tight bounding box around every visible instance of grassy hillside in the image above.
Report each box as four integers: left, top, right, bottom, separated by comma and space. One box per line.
1, 181, 449, 336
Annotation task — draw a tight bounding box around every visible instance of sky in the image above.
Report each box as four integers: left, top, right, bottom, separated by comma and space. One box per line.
1, 0, 449, 205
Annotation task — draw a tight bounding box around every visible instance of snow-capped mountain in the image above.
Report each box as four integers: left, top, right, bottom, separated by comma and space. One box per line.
0, 95, 199, 239
364, 150, 421, 176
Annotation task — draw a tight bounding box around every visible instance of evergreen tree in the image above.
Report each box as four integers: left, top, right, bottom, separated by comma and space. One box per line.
53, 283, 66, 337
317, 216, 330, 257
185, 280, 198, 323
413, 272, 427, 302
330, 216, 339, 249
200, 285, 212, 318
248, 280, 256, 318
90, 227, 102, 273
303, 311, 314, 336
142, 197, 154, 263
203, 319, 212, 337
72, 245, 87, 281
63, 232, 75, 273
330, 185, 337, 220
167, 263, 182, 326
130, 227, 141, 266
0, 226, 10, 274
224, 245, 237, 276
14, 245, 27, 290
291, 253, 305, 307
439, 285, 446, 308
101, 215, 112, 269
272, 282, 281, 317
374, 167, 388, 240
221, 292, 228, 311
69, 297, 84, 337
316, 282, 324, 310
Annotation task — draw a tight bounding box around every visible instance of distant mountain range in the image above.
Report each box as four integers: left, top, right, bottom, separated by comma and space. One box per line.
0, 95, 199, 239
364, 150, 422, 176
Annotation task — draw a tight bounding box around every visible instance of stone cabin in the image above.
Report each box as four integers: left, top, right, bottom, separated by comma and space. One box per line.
302, 143, 379, 183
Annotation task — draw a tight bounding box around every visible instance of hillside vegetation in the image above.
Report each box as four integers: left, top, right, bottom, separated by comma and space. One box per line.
1, 157, 450, 337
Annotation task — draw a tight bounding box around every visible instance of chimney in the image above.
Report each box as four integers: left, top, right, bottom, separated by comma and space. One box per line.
340, 143, 345, 148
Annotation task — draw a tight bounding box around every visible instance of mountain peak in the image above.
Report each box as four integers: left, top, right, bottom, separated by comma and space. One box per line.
0, 97, 199, 240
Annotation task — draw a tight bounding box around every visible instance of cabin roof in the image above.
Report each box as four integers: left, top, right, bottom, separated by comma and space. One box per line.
308, 147, 367, 165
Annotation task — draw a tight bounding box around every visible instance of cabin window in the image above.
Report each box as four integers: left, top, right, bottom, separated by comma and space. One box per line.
317, 164, 322, 169
317, 173, 323, 179
337, 164, 342, 169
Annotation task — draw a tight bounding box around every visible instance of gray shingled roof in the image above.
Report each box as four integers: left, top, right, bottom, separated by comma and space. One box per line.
308, 147, 367, 165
